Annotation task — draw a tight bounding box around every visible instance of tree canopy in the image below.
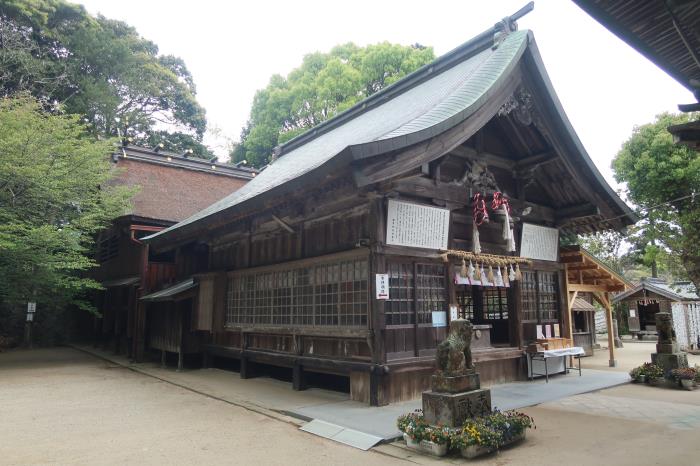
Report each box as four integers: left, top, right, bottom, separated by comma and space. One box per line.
0, 96, 132, 320
233, 42, 435, 167
0, 0, 210, 156
612, 112, 700, 289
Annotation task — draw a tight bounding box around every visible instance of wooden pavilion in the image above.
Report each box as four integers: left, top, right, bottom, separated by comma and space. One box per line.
142, 9, 636, 405
560, 245, 631, 366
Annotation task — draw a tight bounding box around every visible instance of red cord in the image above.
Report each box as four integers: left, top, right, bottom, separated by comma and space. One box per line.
473, 193, 489, 226
491, 191, 511, 213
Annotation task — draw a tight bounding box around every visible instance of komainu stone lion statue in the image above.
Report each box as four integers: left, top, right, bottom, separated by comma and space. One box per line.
436, 319, 474, 376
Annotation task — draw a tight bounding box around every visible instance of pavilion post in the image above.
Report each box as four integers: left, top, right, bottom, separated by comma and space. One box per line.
600, 292, 617, 367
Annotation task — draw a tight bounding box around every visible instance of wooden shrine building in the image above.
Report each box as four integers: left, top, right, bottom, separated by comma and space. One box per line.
143, 12, 637, 405
560, 245, 631, 363
90, 145, 255, 362
612, 277, 700, 349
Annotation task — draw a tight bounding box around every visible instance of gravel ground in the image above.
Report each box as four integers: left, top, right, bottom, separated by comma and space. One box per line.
2, 346, 699, 466
0, 348, 397, 466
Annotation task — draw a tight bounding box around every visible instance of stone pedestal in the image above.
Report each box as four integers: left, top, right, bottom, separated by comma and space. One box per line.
422, 319, 492, 427
423, 388, 492, 427
650, 312, 688, 374
651, 352, 688, 372
431, 372, 481, 393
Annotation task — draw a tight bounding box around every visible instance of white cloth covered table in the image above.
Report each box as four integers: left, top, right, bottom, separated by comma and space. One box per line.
527, 346, 585, 382
539, 347, 585, 358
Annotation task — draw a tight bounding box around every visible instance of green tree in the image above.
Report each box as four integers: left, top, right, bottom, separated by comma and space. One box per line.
234, 42, 435, 167
0, 95, 132, 323
579, 230, 625, 273
612, 112, 700, 289
0, 0, 208, 156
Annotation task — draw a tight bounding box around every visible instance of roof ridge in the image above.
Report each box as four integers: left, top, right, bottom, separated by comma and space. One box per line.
274, 15, 529, 159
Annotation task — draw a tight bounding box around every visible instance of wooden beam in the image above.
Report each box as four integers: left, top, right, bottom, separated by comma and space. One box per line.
449, 145, 514, 170
566, 264, 600, 271
389, 177, 468, 206
515, 151, 558, 170
555, 203, 601, 223
271, 214, 295, 234
560, 255, 584, 264
568, 283, 625, 293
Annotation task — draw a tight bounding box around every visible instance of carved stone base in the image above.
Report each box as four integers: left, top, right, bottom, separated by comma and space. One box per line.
651, 352, 688, 373
422, 388, 491, 427
656, 343, 679, 354
431, 372, 481, 393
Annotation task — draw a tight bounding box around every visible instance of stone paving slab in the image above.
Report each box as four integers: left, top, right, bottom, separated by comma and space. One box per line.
292, 369, 630, 440
540, 392, 700, 430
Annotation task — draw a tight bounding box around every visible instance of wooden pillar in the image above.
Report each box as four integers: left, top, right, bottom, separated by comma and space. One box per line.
161, 349, 166, 368
599, 292, 617, 367
177, 306, 184, 372
369, 197, 386, 365
561, 267, 573, 341
292, 362, 307, 391
369, 365, 387, 407
239, 355, 251, 379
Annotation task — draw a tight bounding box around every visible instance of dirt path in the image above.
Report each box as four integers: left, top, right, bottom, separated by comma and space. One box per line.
0, 348, 399, 466
2, 346, 699, 465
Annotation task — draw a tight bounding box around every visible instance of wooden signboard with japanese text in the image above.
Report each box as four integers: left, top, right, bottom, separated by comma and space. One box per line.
519, 223, 559, 262
386, 199, 450, 250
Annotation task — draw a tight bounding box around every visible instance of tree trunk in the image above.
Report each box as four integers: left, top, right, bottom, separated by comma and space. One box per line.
681, 253, 700, 293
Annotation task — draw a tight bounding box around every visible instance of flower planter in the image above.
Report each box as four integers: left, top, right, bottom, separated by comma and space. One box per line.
460, 432, 526, 459
402, 433, 448, 457
680, 379, 695, 391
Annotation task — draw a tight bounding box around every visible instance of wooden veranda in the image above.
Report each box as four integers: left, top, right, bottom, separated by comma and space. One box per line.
560, 245, 632, 367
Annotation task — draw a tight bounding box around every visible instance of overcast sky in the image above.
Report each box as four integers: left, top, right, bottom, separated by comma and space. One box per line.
79, 0, 691, 189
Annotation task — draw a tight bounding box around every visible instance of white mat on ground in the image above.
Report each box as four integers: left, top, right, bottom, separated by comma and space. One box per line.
300, 419, 383, 450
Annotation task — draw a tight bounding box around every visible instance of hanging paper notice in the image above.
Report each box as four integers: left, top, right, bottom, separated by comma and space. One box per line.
375, 274, 389, 300
553, 324, 561, 338
545, 325, 552, 338
629, 309, 636, 318
450, 305, 459, 321
432, 311, 447, 327
520, 223, 559, 262
386, 200, 450, 250
536, 325, 545, 339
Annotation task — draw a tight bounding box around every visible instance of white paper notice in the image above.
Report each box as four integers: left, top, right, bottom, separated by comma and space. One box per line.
536, 325, 545, 339
386, 200, 450, 250
553, 324, 561, 338
450, 305, 459, 321
432, 311, 447, 327
545, 325, 552, 338
520, 223, 559, 262
629, 309, 636, 318
375, 274, 389, 300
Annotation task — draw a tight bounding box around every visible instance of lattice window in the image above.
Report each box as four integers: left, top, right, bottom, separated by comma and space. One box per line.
457, 286, 474, 320
226, 257, 368, 328
520, 270, 559, 323
483, 288, 508, 320
385, 263, 414, 326
538, 272, 559, 322
416, 264, 446, 324
292, 269, 313, 326
521, 271, 538, 322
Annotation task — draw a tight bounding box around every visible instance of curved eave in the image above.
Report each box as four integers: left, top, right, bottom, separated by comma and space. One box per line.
522, 37, 638, 230
348, 33, 529, 161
